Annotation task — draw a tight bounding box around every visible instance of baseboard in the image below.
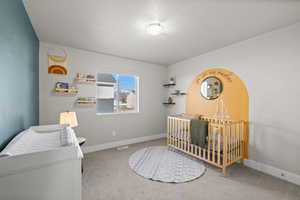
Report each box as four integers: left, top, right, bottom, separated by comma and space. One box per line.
245, 159, 300, 186
82, 133, 167, 154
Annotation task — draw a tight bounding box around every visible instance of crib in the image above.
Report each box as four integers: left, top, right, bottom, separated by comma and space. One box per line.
167, 115, 246, 175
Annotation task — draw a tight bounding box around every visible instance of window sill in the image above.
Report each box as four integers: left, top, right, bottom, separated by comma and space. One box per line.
96, 111, 140, 116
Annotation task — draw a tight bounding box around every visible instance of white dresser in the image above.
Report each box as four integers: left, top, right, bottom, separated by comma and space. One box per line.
0, 125, 83, 200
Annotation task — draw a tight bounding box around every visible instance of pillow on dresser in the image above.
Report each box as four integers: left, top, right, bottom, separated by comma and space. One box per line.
0, 152, 11, 158
30, 124, 73, 146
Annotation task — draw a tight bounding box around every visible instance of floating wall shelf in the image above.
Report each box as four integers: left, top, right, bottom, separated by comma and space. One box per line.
75, 100, 96, 105
163, 83, 176, 87
171, 92, 187, 96
162, 102, 176, 105
74, 78, 96, 84
75, 97, 96, 105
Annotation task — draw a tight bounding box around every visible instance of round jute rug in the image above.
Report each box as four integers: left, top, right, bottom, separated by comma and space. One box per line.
129, 146, 206, 183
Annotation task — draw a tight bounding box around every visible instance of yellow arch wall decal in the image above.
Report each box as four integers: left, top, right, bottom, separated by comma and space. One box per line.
186, 68, 249, 158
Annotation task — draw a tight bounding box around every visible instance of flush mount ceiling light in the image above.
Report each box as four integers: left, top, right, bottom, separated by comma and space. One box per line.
147, 22, 164, 35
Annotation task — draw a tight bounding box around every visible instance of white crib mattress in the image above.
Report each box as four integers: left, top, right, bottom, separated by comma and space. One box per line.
1, 125, 83, 158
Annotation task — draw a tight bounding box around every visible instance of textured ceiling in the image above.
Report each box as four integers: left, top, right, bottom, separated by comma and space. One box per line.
23, 0, 300, 65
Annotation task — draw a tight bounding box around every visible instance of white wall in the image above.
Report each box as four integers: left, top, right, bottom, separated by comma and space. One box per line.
39, 42, 167, 148
168, 23, 300, 176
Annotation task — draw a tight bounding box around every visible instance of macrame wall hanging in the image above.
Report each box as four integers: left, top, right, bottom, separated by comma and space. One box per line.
214, 96, 230, 119
48, 49, 68, 75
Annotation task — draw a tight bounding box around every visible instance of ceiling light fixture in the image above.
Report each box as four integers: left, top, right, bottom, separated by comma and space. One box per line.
147, 22, 163, 35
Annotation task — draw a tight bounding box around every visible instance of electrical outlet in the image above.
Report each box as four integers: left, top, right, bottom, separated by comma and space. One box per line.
112, 130, 116, 136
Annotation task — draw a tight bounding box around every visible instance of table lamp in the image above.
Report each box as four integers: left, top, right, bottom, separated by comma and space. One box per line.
60, 111, 78, 128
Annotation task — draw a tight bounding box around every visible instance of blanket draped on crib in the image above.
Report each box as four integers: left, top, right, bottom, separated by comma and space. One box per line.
190, 119, 208, 148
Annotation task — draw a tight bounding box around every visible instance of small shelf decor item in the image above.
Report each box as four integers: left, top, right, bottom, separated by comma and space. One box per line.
163, 77, 176, 87
55, 88, 78, 94
163, 97, 175, 105
55, 82, 78, 95
75, 73, 96, 83
75, 97, 96, 105
48, 49, 68, 75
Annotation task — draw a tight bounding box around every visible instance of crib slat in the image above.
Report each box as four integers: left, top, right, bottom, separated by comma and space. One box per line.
179, 119, 181, 149
177, 118, 179, 148
240, 122, 243, 158
172, 117, 175, 146
235, 124, 239, 159
183, 120, 185, 151
182, 120, 185, 150
235, 124, 237, 160
174, 118, 177, 147
231, 124, 234, 163
184, 120, 186, 151
192, 144, 196, 155
169, 118, 172, 145
217, 129, 221, 165
167, 117, 169, 144
212, 127, 216, 163
182, 120, 185, 144
170, 118, 173, 145
226, 125, 230, 163
182, 121, 184, 150
187, 121, 190, 152
168, 117, 170, 145
223, 125, 227, 166
234, 123, 237, 159
241, 122, 243, 157
207, 125, 211, 161
233, 123, 236, 159
233, 124, 236, 161
197, 146, 201, 157
171, 117, 173, 145
199, 146, 202, 158
230, 124, 233, 162
241, 121, 245, 157
239, 123, 241, 159
168, 117, 171, 145
226, 125, 230, 164
186, 121, 190, 152
179, 120, 182, 149
172, 118, 175, 146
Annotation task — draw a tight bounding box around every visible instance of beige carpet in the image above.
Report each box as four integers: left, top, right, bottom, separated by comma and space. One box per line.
82, 139, 300, 200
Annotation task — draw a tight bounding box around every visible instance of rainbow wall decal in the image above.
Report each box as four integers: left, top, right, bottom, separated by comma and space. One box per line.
48, 55, 68, 75
48, 65, 68, 75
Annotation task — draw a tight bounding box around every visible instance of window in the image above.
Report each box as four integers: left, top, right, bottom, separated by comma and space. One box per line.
96, 73, 139, 114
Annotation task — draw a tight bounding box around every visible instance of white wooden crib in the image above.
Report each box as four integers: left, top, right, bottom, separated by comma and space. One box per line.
167, 115, 247, 175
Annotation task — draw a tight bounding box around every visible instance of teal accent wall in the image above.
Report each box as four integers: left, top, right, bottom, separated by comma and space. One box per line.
0, 0, 39, 150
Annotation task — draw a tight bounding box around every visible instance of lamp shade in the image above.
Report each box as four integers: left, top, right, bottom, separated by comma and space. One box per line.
60, 112, 78, 128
